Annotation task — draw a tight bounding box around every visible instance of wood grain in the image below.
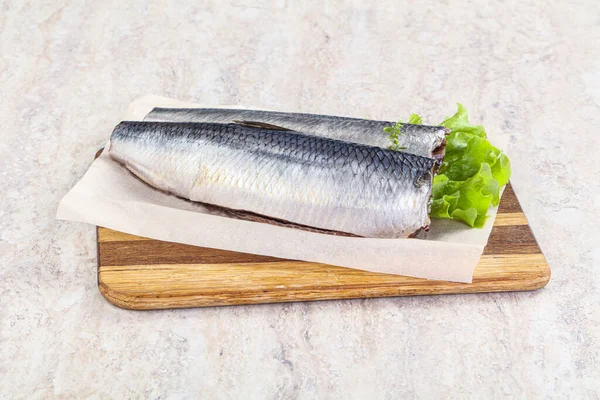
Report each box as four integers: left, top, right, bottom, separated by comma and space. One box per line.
97, 182, 550, 310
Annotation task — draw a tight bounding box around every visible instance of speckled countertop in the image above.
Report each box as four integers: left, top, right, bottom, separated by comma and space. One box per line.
1, 1, 599, 398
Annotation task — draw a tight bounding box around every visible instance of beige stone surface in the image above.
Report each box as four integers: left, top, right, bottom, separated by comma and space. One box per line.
1, 1, 598, 398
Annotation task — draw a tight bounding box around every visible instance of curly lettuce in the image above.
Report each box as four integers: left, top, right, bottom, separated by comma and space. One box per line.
390, 104, 511, 228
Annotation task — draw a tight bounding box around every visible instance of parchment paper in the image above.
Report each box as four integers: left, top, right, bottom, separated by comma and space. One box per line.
57, 95, 507, 283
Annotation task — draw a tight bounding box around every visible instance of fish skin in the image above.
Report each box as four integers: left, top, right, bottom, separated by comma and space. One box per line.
109, 121, 437, 238
144, 108, 448, 160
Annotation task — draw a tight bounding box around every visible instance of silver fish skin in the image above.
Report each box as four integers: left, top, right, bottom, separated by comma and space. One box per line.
109, 122, 437, 238
144, 108, 449, 160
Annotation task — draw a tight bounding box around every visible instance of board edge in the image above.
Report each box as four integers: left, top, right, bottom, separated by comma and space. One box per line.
96, 262, 551, 310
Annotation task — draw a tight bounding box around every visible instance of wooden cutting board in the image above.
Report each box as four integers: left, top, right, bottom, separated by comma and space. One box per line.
97, 183, 550, 310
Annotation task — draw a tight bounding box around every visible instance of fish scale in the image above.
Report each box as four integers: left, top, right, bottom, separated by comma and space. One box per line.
144, 107, 449, 160
109, 121, 437, 238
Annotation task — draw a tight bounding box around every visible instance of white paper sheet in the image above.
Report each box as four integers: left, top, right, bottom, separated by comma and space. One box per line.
57, 95, 506, 283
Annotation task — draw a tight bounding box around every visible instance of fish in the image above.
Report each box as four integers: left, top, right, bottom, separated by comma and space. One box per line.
109, 121, 438, 238
143, 108, 449, 161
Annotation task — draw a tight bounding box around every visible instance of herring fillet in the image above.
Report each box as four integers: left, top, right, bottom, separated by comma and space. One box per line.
144, 108, 449, 160
109, 121, 437, 238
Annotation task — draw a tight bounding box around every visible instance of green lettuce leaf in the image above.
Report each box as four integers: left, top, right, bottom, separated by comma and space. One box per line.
440, 103, 487, 138
389, 103, 511, 228
431, 163, 499, 227
407, 114, 423, 125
